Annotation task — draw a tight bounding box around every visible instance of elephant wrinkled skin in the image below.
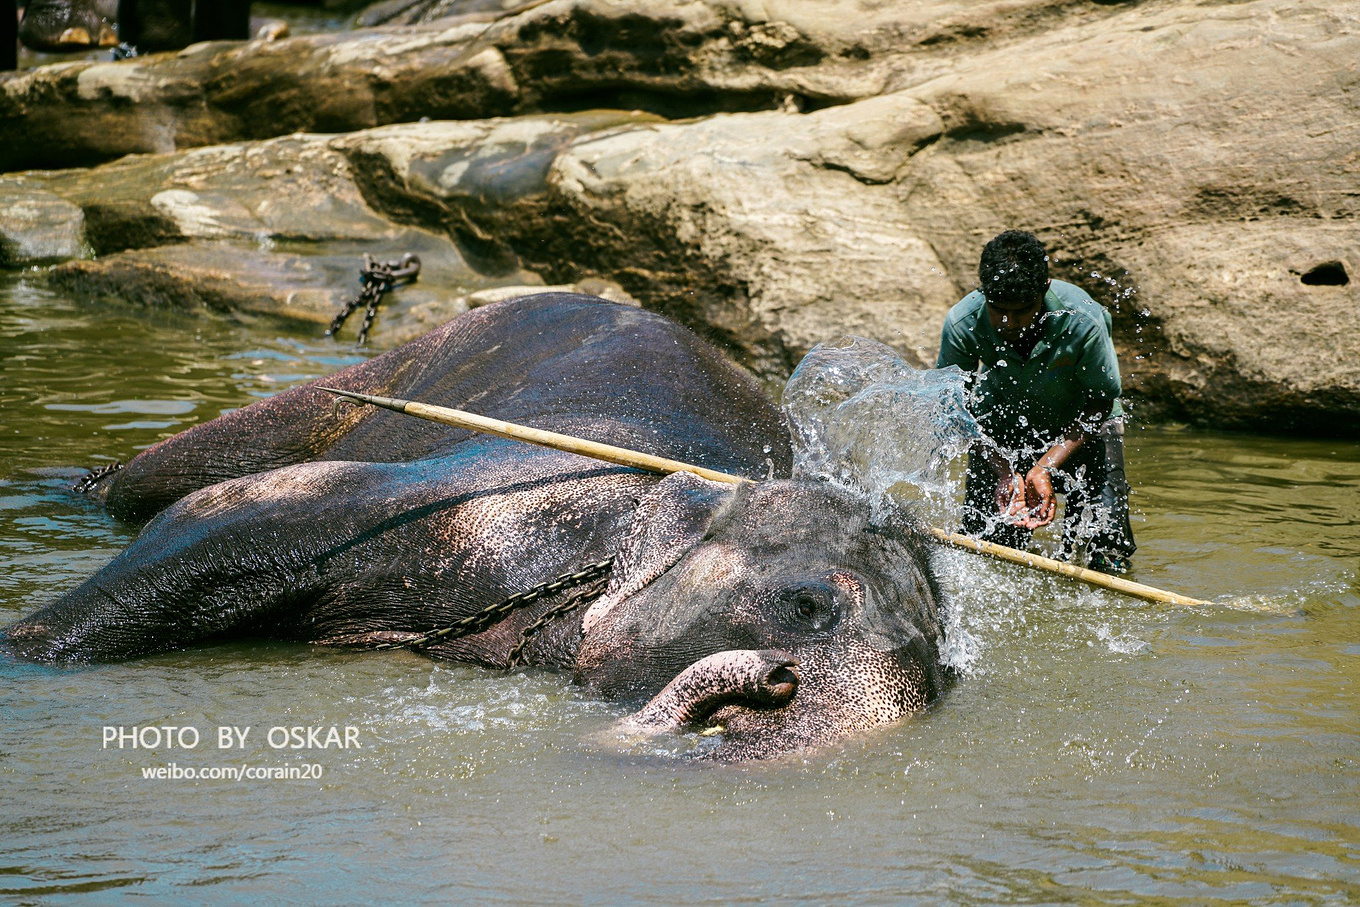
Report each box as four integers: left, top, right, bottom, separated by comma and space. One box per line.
6, 294, 950, 760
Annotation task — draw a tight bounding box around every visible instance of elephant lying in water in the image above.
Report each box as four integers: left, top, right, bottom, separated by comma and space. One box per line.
6, 294, 950, 760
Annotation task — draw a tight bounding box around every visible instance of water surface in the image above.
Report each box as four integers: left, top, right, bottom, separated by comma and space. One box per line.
2, 275, 1357, 903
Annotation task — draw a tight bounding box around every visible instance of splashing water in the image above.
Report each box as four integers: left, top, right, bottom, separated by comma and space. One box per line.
782, 336, 980, 528
782, 338, 994, 674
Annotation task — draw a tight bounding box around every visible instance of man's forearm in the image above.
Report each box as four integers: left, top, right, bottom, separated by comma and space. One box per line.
1035, 400, 1111, 472
1034, 429, 1088, 473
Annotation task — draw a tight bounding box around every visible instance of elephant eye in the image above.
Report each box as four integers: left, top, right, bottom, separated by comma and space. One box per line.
779, 583, 840, 633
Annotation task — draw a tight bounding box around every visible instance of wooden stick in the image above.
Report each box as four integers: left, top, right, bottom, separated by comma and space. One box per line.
317, 387, 1212, 607
317, 387, 749, 486
923, 528, 1210, 605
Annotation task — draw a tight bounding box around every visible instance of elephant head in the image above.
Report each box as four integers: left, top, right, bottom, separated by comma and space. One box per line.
576, 472, 950, 760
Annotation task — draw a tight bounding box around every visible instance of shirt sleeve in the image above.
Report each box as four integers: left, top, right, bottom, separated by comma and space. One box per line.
936, 310, 977, 370
1075, 325, 1122, 411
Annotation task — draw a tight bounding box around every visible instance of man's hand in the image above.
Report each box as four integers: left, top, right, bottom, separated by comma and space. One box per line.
994, 466, 1055, 529
1017, 464, 1057, 529
995, 471, 1028, 521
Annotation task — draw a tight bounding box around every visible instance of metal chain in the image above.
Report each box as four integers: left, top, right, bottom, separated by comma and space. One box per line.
326, 253, 421, 345
506, 573, 611, 669
73, 461, 124, 494
370, 557, 614, 652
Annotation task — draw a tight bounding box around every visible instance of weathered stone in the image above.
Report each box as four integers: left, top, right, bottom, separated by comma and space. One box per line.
17, 114, 654, 346
2, 0, 1356, 433
878, 0, 1360, 432
0, 179, 87, 265
348, 94, 959, 375
18, 131, 492, 342
337, 0, 1360, 434
0, 0, 959, 170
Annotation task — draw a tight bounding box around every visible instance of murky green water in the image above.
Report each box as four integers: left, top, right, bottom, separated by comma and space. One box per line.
2, 274, 1358, 903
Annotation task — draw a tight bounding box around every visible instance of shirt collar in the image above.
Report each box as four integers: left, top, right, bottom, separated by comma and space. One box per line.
982, 287, 1060, 359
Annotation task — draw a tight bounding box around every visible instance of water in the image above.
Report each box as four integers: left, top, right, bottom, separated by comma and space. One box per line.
783, 335, 979, 528
2, 274, 1358, 902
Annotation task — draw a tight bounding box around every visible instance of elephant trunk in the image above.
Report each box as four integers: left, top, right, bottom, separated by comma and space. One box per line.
616, 649, 799, 733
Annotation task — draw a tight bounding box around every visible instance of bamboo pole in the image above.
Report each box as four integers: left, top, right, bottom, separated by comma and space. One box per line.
318, 386, 1212, 608
317, 387, 749, 485
923, 528, 1209, 606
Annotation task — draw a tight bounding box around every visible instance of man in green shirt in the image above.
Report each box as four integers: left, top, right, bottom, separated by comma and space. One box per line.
937, 230, 1136, 573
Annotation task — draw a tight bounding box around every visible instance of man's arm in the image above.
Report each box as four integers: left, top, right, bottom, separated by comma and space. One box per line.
1011, 310, 1123, 529
1012, 397, 1113, 529
935, 306, 979, 370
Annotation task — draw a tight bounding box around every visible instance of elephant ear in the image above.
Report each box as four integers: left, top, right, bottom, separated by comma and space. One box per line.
582, 472, 737, 634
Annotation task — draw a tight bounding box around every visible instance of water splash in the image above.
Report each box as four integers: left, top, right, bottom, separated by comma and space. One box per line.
782, 336, 980, 527
782, 338, 986, 673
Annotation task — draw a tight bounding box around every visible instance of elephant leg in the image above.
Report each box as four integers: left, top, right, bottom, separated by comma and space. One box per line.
116, 0, 135, 44
10, 459, 409, 662
117, 0, 191, 51
3, 0, 16, 70
96, 339, 441, 523
19, 0, 117, 51
191, 0, 249, 42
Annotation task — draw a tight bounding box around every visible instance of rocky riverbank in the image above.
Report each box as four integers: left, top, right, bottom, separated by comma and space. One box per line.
2, 0, 1356, 434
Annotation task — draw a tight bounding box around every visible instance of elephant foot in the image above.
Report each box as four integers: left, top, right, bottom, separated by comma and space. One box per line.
612, 649, 800, 737
21, 18, 118, 52
57, 23, 118, 47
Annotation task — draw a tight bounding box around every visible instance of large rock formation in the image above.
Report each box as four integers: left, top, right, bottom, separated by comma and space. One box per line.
1, 0, 1355, 434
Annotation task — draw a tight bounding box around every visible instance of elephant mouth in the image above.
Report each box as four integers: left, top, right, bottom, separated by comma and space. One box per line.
613, 649, 801, 734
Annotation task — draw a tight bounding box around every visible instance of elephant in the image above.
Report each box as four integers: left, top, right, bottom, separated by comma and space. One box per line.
5, 294, 951, 760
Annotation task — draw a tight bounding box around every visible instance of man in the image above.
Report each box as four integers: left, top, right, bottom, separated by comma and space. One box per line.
936, 230, 1136, 573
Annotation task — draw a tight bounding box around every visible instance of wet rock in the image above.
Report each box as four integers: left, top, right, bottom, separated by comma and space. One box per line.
336, 0, 1360, 433
876, 0, 1360, 433
16, 114, 653, 346
341, 94, 956, 375
45, 237, 477, 336
0, 179, 87, 265
1, 0, 1356, 433
17, 131, 496, 344
461, 278, 639, 310
0, 0, 889, 170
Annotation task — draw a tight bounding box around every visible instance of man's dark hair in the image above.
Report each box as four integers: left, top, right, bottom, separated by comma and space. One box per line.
979, 230, 1049, 308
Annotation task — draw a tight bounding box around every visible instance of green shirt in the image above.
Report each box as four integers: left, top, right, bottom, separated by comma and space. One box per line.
936, 280, 1123, 452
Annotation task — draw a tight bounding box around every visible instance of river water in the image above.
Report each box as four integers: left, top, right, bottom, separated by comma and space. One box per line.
2, 274, 1357, 902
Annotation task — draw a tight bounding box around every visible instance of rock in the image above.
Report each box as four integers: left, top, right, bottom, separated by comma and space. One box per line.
462, 278, 639, 309
0, 179, 87, 265
0, 0, 892, 171
254, 19, 291, 42
876, 0, 1360, 432
18, 112, 656, 347
343, 94, 956, 374
2, 0, 1357, 433
20, 130, 499, 344
338, 0, 1360, 433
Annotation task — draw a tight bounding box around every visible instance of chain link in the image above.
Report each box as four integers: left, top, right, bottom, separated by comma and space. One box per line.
326, 253, 421, 345
73, 461, 124, 494
506, 573, 610, 669
370, 558, 614, 653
